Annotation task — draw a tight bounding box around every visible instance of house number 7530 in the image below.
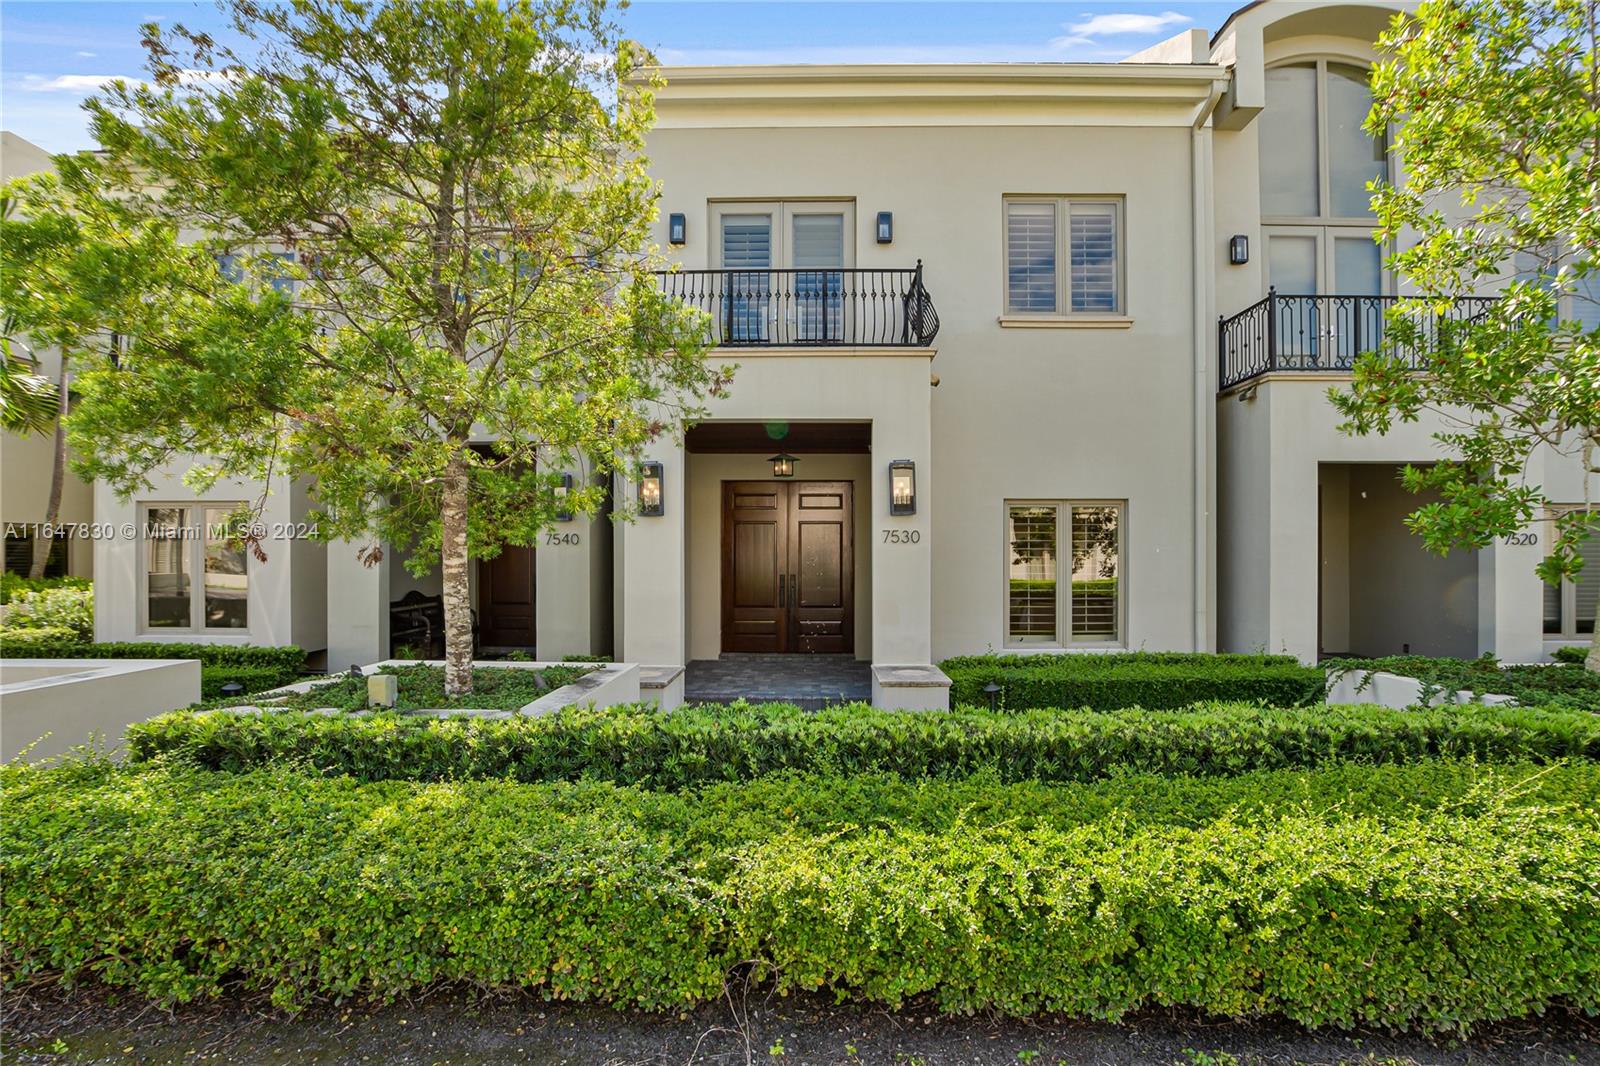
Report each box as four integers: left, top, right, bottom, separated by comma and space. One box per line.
882, 529, 921, 544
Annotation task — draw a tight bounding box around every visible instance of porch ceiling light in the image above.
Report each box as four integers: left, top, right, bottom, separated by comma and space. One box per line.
768, 452, 798, 478
638, 461, 665, 517
555, 472, 574, 522
889, 459, 916, 516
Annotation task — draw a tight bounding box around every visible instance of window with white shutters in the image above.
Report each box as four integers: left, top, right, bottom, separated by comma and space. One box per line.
1005, 501, 1125, 647
1004, 197, 1123, 316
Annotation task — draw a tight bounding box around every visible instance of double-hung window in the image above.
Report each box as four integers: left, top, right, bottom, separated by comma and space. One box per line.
1004, 501, 1125, 647
143, 504, 250, 632
1544, 509, 1599, 639
1003, 197, 1123, 317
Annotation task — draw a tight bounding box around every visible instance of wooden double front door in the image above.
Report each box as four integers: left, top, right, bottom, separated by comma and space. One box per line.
722, 480, 853, 654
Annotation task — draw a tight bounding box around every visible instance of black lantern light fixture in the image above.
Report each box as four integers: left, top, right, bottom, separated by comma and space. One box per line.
638, 461, 665, 516
1229, 234, 1249, 265
768, 452, 798, 478
876, 211, 893, 244
889, 459, 916, 515
554, 472, 574, 522
668, 213, 687, 246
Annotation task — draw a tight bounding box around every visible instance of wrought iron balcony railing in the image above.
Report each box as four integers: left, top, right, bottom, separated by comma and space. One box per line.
1218, 290, 1497, 391
655, 263, 940, 348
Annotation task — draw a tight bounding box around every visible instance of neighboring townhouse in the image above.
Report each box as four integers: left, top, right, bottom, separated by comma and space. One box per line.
0, 131, 95, 580
4, 0, 1594, 688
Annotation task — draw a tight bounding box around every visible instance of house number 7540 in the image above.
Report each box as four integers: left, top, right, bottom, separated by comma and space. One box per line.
545, 531, 580, 546
882, 529, 921, 544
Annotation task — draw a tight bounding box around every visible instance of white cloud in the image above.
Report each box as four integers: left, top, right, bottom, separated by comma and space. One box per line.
75, 51, 96, 58
1051, 10, 1192, 48
17, 69, 236, 93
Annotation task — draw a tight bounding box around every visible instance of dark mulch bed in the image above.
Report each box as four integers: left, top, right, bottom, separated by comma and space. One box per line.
4, 983, 1595, 1066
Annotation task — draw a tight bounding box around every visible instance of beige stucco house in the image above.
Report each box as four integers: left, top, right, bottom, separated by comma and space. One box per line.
5, 0, 1595, 698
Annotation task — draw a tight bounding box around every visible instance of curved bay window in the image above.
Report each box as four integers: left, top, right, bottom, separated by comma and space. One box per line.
1259, 60, 1389, 365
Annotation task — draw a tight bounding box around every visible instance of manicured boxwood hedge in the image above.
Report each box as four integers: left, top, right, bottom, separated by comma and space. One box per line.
0, 631, 305, 699
940, 652, 1325, 710
1329, 654, 1600, 712
4, 758, 1597, 1028
127, 700, 1600, 787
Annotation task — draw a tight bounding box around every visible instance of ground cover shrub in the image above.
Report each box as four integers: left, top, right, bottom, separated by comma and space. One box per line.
1328, 654, 1600, 711
3, 758, 1596, 1029
0, 574, 89, 605
0, 584, 93, 639
126, 698, 1600, 788
250, 663, 592, 712
940, 652, 1324, 710
1551, 645, 1591, 666
0, 635, 307, 699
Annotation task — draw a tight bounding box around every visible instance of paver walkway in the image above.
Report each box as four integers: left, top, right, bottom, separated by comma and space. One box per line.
684, 654, 870, 708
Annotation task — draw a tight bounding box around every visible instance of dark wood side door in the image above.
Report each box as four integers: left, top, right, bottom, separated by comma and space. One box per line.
721, 480, 853, 654
477, 544, 536, 648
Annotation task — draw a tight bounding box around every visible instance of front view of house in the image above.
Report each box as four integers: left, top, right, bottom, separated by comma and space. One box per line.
44, 0, 1592, 700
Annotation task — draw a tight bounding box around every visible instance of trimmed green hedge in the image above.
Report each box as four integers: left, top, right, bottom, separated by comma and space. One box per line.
940, 652, 1325, 710
0, 633, 306, 699
0, 574, 89, 604
4, 758, 1597, 1028
1330, 654, 1600, 712
128, 700, 1600, 787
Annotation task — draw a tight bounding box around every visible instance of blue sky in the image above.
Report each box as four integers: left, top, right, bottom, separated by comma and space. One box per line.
2, 1, 1239, 153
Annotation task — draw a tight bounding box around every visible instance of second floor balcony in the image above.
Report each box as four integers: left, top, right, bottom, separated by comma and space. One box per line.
655, 264, 940, 349
1219, 290, 1497, 391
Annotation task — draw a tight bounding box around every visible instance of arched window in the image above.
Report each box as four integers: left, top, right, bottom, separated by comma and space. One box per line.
1259, 60, 1389, 297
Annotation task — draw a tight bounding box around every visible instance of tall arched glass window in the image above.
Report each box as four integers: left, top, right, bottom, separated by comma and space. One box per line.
1260, 59, 1389, 303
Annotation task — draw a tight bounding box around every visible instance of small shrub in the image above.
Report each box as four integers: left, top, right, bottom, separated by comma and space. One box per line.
3, 758, 1597, 1029
1552, 645, 1590, 666
2, 585, 93, 639
127, 700, 1600, 785
0, 573, 89, 605
940, 652, 1325, 710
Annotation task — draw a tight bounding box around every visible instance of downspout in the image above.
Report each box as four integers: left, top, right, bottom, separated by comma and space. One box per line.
1190, 78, 1226, 652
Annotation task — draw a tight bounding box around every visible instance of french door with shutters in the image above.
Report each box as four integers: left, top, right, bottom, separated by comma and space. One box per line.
1266, 227, 1386, 366
721, 480, 853, 654
713, 201, 854, 344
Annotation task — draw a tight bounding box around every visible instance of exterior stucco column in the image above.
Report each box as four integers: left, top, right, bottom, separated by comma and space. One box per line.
616, 442, 687, 666
326, 539, 388, 669
870, 397, 933, 666
1478, 536, 1545, 663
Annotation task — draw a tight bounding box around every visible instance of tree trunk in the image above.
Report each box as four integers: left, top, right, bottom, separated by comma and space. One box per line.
440, 450, 474, 695
28, 352, 70, 580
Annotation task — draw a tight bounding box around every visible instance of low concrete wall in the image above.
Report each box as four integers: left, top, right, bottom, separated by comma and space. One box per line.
1325, 668, 1519, 709
639, 665, 685, 711
240, 659, 640, 717
1, 658, 202, 761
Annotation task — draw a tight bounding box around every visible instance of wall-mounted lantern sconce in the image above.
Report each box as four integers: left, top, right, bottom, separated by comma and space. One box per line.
768, 452, 797, 478
876, 211, 893, 244
638, 461, 665, 516
1229, 234, 1249, 265
668, 213, 686, 246
889, 459, 916, 515
554, 472, 574, 521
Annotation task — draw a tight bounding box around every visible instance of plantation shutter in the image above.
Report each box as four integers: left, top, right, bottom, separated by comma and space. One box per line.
1069, 202, 1118, 313
1007, 506, 1058, 642
1006, 202, 1057, 313
1577, 516, 1600, 635
1069, 506, 1120, 642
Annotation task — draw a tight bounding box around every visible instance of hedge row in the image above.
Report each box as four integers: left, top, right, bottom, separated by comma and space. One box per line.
0, 631, 305, 699
939, 652, 1325, 710
127, 700, 1600, 787
1329, 654, 1600, 712
4, 758, 1597, 1028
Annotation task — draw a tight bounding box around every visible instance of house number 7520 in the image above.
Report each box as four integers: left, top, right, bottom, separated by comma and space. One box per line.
882, 529, 921, 544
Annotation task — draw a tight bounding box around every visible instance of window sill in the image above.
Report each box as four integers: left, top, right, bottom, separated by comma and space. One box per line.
997, 315, 1133, 330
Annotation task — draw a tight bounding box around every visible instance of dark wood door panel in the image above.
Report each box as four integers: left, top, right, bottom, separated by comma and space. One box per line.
478, 544, 535, 648
721, 479, 853, 655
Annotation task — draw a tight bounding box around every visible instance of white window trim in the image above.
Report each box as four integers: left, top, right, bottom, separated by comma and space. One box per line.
1001, 195, 1126, 320
1002, 499, 1127, 650
139, 502, 252, 636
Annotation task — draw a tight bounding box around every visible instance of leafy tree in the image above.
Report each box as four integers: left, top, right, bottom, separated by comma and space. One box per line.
71, 0, 722, 692
1, 165, 184, 577
1333, 0, 1600, 669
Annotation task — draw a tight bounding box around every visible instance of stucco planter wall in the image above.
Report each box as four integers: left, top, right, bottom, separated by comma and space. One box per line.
1324, 668, 1520, 709
1, 658, 202, 761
